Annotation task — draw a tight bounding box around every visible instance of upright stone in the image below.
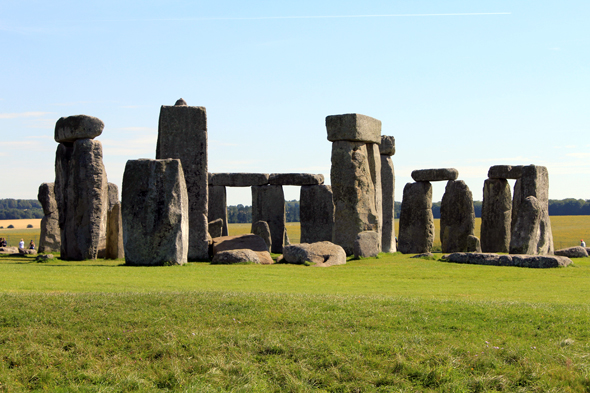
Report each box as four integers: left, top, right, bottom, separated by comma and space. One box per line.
251, 220, 272, 252
251, 185, 285, 253
157, 100, 209, 261
300, 185, 334, 243
208, 185, 228, 236
37, 182, 61, 253
440, 180, 475, 253
398, 182, 434, 254
380, 135, 396, 253
481, 178, 512, 252
122, 159, 189, 265
105, 183, 124, 259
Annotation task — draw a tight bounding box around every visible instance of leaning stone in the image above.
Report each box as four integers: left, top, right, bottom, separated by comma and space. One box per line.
122, 159, 189, 266
326, 113, 382, 144
38, 182, 61, 253
300, 185, 334, 244
211, 249, 261, 264
381, 155, 396, 253
554, 247, 589, 258
379, 135, 395, 156
268, 173, 324, 186
252, 185, 285, 253
208, 218, 224, 239
411, 168, 458, 182
211, 234, 273, 264
251, 221, 272, 252
282, 242, 346, 267
480, 178, 511, 253
466, 235, 482, 253
354, 231, 380, 258
284, 231, 290, 246
488, 165, 523, 179
209, 173, 269, 187
208, 185, 228, 236
398, 182, 434, 254
54, 115, 104, 143
440, 180, 475, 253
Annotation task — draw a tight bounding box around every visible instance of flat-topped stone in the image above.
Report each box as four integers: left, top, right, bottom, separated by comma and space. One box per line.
326, 113, 382, 144
379, 135, 396, 156
268, 173, 324, 186
209, 173, 269, 187
488, 165, 523, 179
554, 246, 588, 258
441, 252, 572, 268
55, 115, 104, 143
411, 168, 458, 182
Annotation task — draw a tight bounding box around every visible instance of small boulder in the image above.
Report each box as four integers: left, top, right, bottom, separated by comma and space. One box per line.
282, 242, 346, 267
0, 247, 19, 254
554, 246, 589, 258
36, 254, 54, 262
354, 231, 380, 258
466, 235, 482, 252
211, 249, 261, 264
251, 221, 271, 251
208, 218, 224, 239
211, 234, 274, 265
19, 248, 37, 255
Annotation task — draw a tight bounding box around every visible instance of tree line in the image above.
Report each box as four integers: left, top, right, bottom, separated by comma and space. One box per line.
0, 199, 43, 219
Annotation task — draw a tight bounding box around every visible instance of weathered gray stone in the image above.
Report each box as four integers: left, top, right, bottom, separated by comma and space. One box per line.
466, 235, 482, 253
36, 254, 54, 262
211, 249, 261, 264
380, 155, 396, 253
175, 98, 187, 106
251, 185, 285, 253
207, 185, 228, 237
208, 218, 224, 239
122, 159, 189, 266
554, 247, 588, 258
54, 115, 104, 143
268, 173, 324, 186
0, 247, 19, 254
510, 196, 543, 255
105, 202, 124, 259
411, 168, 458, 182
441, 252, 572, 268
326, 114, 382, 143
300, 185, 334, 244
481, 178, 512, 253
38, 182, 61, 253
19, 248, 37, 255
209, 173, 269, 187
282, 242, 346, 267
55, 139, 108, 260
211, 234, 274, 264
157, 103, 209, 261
379, 135, 395, 156
440, 180, 475, 253
354, 231, 380, 258
488, 165, 523, 179
398, 182, 434, 254
410, 252, 435, 259
251, 220, 271, 252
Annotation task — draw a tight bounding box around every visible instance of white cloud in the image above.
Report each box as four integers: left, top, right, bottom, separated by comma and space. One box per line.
0, 112, 53, 119
567, 152, 590, 158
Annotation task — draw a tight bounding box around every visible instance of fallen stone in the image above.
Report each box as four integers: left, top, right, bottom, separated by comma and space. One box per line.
268, 173, 324, 186
410, 252, 435, 259
488, 165, 523, 179
300, 185, 334, 244
441, 252, 572, 268
354, 231, 380, 258
326, 113, 382, 144
554, 246, 589, 258
38, 182, 61, 253
54, 115, 104, 143
211, 249, 261, 264
398, 182, 434, 254
0, 247, 19, 254
282, 242, 346, 267
411, 168, 458, 182
209, 173, 269, 187
440, 180, 475, 253
480, 178, 512, 253
381, 155, 396, 253
19, 248, 37, 255
252, 185, 285, 253
379, 135, 396, 156
251, 220, 271, 252
208, 218, 224, 239
211, 234, 274, 264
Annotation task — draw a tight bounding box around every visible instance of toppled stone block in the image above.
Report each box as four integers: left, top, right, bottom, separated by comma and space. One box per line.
488, 165, 523, 179
300, 185, 334, 244
379, 135, 396, 156
282, 242, 346, 267
268, 173, 324, 186
209, 173, 270, 187
554, 246, 588, 258
326, 114, 382, 144
411, 168, 458, 182
211, 234, 273, 264
54, 115, 104, 143
211, 249, 261, 264
354, 231, 380, 258
441, 252, 572, 268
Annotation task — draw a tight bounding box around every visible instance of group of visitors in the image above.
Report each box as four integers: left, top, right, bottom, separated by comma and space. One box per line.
16, 239, 35, 250
0, 237, 7, 247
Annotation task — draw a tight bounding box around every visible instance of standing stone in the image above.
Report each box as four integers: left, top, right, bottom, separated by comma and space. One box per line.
122, 159, 189, 265
509, 196, 542, 255
481, 178, 512, 252
440, 180, 475, 253
208, 218, 224, 239
251, 185, 285, 253
37, 182, 61, 253
208, 185, 228, 236
354, 231, 380, 258
157, 100, 209, 261
380, 141, 396, 253
398, 182, 434, 254
105, 183, 124, 259
251, 220, 272, 252
55, 139, 108, 260
300, 185, 334, 244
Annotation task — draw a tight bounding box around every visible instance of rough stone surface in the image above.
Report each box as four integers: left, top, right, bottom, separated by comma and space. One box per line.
326, 113, 382, 144
268, 173, 324, 186
379, 135, 396, 156
282, 242, 346, 267
0, 247, 19, 254
252, 185, 285, 253
481, 178, 512, 253
207, 185, 228, 236
381, 156, 396, 253
440, 180, 475, 253
37, 182, 61, 253
211, 234, 273, 264
175, 98, 187, 106
36, 254, 54, 262
410, 252, 435, 259
330, 141, 381, 255
441, 252, 572, 268
211, 249, 261, 264
466, 235, 482, 253
157, 104, 209, 261
554, 246, 589, 258
54, 115, 104, 143
55, 139, 108, 260
411, 168, 458, 182
398, 182, 434, 254
209, 173, 269, 187
208, 218, 224, 239
488, 165, 523, 179
19, 249, 37, 255
251, 221, 272, 252
354, 231, 380, 258
103, 183, 124, 259
122, 159, 189, 266
300, 185, 334, 244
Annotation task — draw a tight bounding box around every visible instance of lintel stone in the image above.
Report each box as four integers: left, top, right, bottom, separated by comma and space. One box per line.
209, 173, 270, 187
54, 115, 104, 143
326, 113, 381, 143
268, 173, 324, 186
411, 168, 458, 182
488, 165, 523, 179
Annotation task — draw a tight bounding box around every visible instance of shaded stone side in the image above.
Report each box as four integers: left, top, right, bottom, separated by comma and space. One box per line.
367, 143, 382, 252
300, 185, 334, 244
440, 180, 475, 253
398, 181, 434, 254
122, 159, 189, 265
326, 114, 382, 143
38, 182, 60, 253
251, 185, 285, 254
381, 155, 396, 252
480, 178, 511, 252
208, 185, 228, 236
157, 103, 209, 261
268, 173, 324, 186
105, 203, 124, 259
209, 173, 269, 187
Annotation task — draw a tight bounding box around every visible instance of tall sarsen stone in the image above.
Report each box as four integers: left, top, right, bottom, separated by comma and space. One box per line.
398, 181, 434, 254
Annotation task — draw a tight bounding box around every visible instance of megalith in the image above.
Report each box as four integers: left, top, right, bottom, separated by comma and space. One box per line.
208, 185, 228, 236
440, 180, 476, 253
157, 100, 209, 261
105, 183, 124, 259
122, 159, 189, 265
251, 220, 272, 252
398, 181, 434, 254
300, 185, 334, 244
251, 185, 285, 253
37, 182, 60, 253
480, 178, 512, 252
380, 135, 396, 253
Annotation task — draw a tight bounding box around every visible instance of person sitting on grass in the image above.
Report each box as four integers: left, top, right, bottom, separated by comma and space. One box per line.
29, 240, 35, 250
0, 238, 6, 247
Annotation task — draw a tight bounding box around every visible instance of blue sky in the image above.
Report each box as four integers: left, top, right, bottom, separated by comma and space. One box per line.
1, 1, 588, 205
